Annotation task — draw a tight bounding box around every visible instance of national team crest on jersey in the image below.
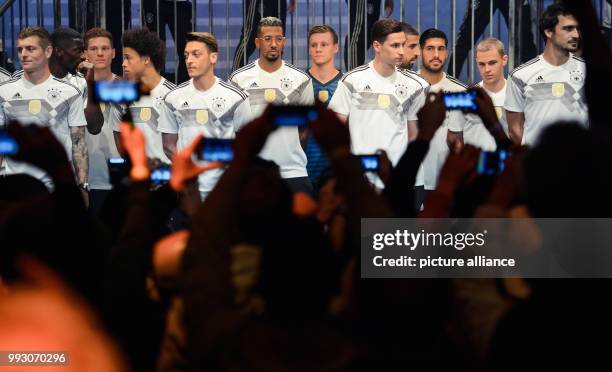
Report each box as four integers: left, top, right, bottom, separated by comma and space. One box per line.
280, 78, 293, 92
395, 84, 408, 99
47, 88, 62, 103
212, 97, 226, 112
569, 70, 584, 84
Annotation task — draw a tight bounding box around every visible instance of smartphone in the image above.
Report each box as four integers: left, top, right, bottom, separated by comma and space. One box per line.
0, 129, 18, 155
94, 80, 140, 104
271, 105, 318, 127
150, 164, 171, 185
196, 138, 234, 163
358, 154, 380, 172
442, 90, 478, 111
108, 157, 129, 184
476, 149, 508, 175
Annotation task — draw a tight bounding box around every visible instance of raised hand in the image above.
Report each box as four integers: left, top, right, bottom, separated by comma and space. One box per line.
169, 134, 223, 192
416, 91, 446, 142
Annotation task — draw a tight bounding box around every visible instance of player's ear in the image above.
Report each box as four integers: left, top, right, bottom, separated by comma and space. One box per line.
111, 48, 116, 60
210, 52, 218, 65
502, 54, 508, 66
333, 42, 339, 54
45, 45, 53, 59
372, 40, 381, 53
255, 36, 261, 49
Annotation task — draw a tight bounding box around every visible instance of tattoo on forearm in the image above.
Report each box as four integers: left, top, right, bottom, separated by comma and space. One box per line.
70, 127, 89, 184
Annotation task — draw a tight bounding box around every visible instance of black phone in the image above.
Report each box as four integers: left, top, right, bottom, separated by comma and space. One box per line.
108, 157, 129, 184
358, 154, 380, 172
0, 128, 18, 155
150, 164, 171, 185
271, 105, 319, 127
476, 149, 508, 175
94, 80, 140, 104
442, 90, 478, 111
196, 138, 234, 163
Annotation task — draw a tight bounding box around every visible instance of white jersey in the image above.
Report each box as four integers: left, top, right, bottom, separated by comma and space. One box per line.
113, 77, 176, 163
0, 74, 86, 187
159, 77, 253, 198
87, 74, 121, 190
0, 67, 11, 83
416, 72, 470, 190
504, 54, 588, 146
229, 59, 314, 178
451, 80, 506, 152
329, 62, 429, 165
13, 69, 88, 104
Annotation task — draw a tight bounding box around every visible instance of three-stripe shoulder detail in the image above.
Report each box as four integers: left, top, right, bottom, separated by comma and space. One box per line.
509, 57, 540, 77
52, 77, 82, 95
229, 62, 256, 80
341, 64, 369, 82
399, 69, 428, 89
218, 80, 248, 100
284, 62, 310, 79
446, 75, 468, 89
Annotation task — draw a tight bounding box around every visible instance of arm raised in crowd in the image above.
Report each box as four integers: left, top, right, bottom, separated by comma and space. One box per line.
419, 145, 480, 218
181, 107, 277, 360
384, 92, 446, 217
83, 67, 105, 135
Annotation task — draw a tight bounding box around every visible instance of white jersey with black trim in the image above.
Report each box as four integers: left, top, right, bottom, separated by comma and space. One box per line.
0, 67, 11, 83
113, 77, 176, 163
159, 77, 253, 198
13, 69, 88, 104
452, 80, 506, 152
329, 62, 429, 166
0, 74, 86, 187
416, 72, 470, 190
229, 59, 314, 178
504, 54, 588, 146
87, 74, 121, 190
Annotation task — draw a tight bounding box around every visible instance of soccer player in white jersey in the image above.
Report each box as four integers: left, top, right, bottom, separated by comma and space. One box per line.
328, 18, 428, 189
447, 37, 508, 152
113, 27, 175, 164
84, 27, 121, 213
229, 16, 315, 194
0, 27, 88, 199
505, 3, 587, 146
414, 28, 469, 200
159, 32, 252, 200
0, 66, 10, 82
11, 28, 105, 136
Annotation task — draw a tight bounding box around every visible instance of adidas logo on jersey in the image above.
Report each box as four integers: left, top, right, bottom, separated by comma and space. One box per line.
249, 82, 259, 88
535, 75, 544, 83
181, 101, 189, 108
364, 85, 372, 92
12, 92, 21, 99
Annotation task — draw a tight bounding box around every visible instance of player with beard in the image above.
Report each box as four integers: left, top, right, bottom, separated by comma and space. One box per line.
230, 17, 314, 194
413, 28, 470, 207
505, 3, 587, 146
399, 22, 420, 70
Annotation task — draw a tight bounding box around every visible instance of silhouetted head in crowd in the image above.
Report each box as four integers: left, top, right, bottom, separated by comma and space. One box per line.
525, 122, 612, 217
235, 158, 337, 322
